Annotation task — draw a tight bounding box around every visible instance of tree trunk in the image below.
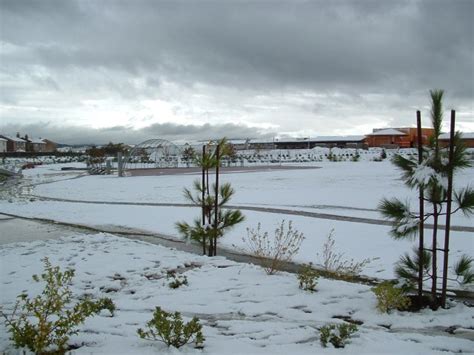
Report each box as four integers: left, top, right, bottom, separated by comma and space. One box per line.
416, 111, 425, 301
441, 110, 456, 308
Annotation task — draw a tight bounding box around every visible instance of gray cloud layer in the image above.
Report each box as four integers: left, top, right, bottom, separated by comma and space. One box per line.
1, 0, 473, 143
0, 121, 272, 145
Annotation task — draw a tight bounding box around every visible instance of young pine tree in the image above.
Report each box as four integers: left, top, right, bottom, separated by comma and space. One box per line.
176, 138, 244, 256
379, 90, 474, 308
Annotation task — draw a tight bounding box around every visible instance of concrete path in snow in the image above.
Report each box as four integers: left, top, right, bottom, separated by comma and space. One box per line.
28, 194, 474, 233
2, 211, 474, 305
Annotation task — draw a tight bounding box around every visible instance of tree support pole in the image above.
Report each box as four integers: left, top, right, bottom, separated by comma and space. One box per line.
202, 145, 206, 255
441, 110, 456, 308
416, 111, 425, 300
213, 145, 220, 256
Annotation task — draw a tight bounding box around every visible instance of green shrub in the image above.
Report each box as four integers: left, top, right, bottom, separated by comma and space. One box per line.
320, 323, 358, 348
137, 307, 204, 348
0, 258, 115, 354
297, 263, 319, 292
372, 281, 411, 313
166, 271, 188, 289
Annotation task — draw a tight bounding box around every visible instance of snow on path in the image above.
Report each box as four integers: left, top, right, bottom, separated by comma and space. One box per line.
1, 200, 472, 282
32, 161, 474, 226
1, 234, 472, 354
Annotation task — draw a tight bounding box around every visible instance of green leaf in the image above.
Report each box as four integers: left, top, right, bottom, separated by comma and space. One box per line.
453, 255, 474, 285
395, 247, 432, 283
454, 187, 474, 216
429, 89, 444, 140
378, 198, 419, 239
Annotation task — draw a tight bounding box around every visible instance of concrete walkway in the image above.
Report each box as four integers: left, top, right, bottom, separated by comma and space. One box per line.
0, 213, 91, 245
29, 194, 474, 233
2, 211, 473, 303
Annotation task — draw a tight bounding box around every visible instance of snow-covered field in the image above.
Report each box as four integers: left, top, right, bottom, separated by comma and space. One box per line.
1, 234, 473, 354
30, 160, 473, 226
1, 160, 472, 281
1, 157, 473, 353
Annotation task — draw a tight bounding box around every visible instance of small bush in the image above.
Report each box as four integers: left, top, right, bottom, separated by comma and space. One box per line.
320, 323, 358, 348
372, 281, 411, 313
242, 220, 304, 275
297, 263, 319, 292
317, 230, 372, 279
137, 307, 204, 348
351, 154, 360, 162
0, 258, 115, 354
167, 271, 188, 289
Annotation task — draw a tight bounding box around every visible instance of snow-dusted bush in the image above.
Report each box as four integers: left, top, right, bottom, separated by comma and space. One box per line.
297, 263, 319, 292
372, 281, 411, 313
137, 307, 204, 349
166, 271, 188, 289
319, 323, 358, 348
243, 220, 304, 275
317, 230, 372, 279
0, 258, 115, 354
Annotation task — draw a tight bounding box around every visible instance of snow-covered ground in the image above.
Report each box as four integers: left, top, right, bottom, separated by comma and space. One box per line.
1, 234, 473, 354
2, 200, 473, 283
1, 160, 472, 282
30, 160, 473, 226
1, 156, 474, 353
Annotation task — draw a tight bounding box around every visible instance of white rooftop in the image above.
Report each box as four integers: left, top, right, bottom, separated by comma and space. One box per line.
251, 135, 366, 144
0, 135, 27, 142
308, 135, 366, 142
29, 138, 47, 144
440, 132, 474, 140
368, 128, 407, 136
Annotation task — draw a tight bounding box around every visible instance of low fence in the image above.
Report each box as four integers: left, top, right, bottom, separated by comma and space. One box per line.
0, 151, 84, 158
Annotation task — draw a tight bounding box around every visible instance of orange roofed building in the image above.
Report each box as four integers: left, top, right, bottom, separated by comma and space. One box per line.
366, 127, 435, 148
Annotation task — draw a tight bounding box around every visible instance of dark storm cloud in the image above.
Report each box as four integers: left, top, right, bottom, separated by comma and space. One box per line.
1, 0, 472, 94
0, 121, 271, 145
0, 0, 473, 141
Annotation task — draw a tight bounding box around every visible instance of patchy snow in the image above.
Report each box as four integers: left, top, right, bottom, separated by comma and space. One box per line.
1, 234, 473, 354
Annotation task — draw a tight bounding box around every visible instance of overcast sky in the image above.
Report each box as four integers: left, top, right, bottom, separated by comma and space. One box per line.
0, 0, 473, 144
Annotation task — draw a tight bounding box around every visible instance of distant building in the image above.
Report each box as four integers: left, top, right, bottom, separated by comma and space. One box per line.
42, 139, 58, 152
226, 139, 250, 150
0, 137, 7, 153
439, 132, 474, 148
26, 138, 47, 152
365, 128, 410, 148
248, 135, 367, 150
0, 135, 27, 152
365, 127, 435, 148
